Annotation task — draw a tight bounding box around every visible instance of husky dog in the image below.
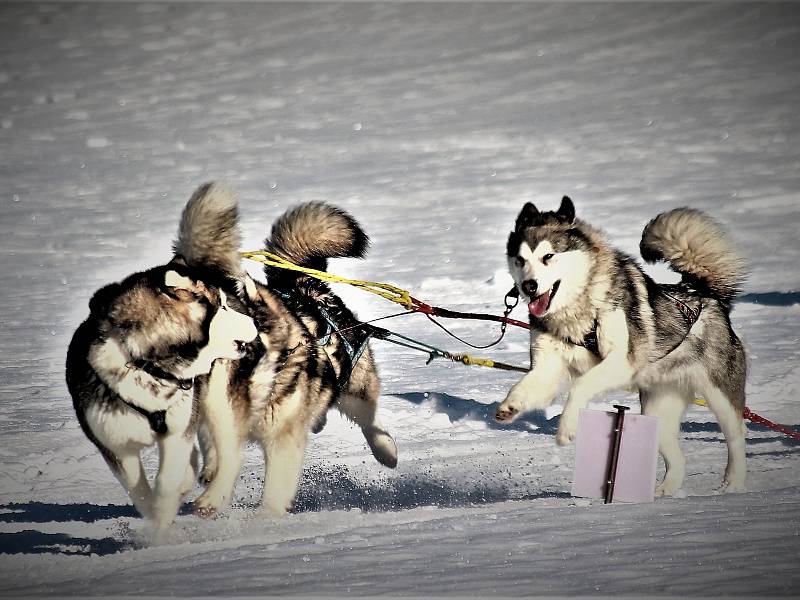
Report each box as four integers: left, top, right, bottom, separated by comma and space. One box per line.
494, 197, 747, 495
184, 196, 398, 517
66, 184, 259, 530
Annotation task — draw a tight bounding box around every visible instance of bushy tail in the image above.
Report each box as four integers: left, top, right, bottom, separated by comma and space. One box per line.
640, 207, 746, 304
265, 202, 369, 275
173, 182, 242, 276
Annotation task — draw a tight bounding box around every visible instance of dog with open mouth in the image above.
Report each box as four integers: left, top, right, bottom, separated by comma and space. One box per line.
495, 197, 748, 496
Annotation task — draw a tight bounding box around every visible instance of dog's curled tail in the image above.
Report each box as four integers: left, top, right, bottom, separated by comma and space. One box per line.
266, 202, 369, 274
640, 207, 746, 304
173, 182, 242, 276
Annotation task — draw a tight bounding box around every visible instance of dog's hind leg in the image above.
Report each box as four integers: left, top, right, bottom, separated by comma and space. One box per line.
641, 384, 690, 497
337, 355, 397, 468
703, 385, 747, 493
338, 392, 398, 468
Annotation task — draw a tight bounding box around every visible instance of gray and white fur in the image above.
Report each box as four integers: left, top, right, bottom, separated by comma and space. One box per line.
66, 183, 258, 531
191, 196, 397, 517
495, 197, 747, 495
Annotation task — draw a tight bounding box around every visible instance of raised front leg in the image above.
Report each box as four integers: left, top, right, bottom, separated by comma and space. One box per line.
495, 334, 568, 423
556, 310, 635, 445
556, 352, 635, 445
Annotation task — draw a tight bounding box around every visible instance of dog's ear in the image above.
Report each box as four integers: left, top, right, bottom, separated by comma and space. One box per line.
515, 202, 539, 231
169, 255, 187, 267
88, 282, 122, 314
163, 269, 204, 301
556, 196, 575, 223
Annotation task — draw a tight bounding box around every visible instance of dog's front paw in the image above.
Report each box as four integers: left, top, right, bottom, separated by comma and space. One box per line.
192, 489, 228, 518
494, 403, 520, 423
555, 413, 578, 446
193, 504, 218, 519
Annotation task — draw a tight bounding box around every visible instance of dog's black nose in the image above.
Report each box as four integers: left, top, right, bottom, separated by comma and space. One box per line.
521, 279, 538, 297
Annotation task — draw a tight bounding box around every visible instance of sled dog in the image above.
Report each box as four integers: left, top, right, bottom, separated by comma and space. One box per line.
495, 197, 747, 495
184, 194, 398, 517
66, 184, 258, 530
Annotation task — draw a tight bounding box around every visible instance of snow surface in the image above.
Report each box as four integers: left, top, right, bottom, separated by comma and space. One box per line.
1, 2, 800, 597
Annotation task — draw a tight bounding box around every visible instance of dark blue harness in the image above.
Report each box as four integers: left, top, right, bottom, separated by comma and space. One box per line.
276, 290, 372, 388
314, 304, 372, 388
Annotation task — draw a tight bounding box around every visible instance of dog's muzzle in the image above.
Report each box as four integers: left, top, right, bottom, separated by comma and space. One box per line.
521, 279, 538, 298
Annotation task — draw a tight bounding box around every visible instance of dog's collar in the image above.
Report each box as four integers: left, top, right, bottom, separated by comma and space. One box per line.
131, 359, 194, 390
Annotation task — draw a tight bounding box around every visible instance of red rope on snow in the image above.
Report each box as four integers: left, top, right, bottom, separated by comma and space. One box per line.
743, 407, 800, 441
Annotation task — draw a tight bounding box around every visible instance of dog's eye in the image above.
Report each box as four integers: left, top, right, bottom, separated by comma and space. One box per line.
541, 253, 555, 265
514, 256, 525, 268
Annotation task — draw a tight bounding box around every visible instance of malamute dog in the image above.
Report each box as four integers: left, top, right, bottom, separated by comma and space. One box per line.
179, 191, 398, 517
66, 184, 259, 530
494, 197, 747, 495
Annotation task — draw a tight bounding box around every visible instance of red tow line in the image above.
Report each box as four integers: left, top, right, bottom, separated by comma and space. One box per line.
743, 407, 800, 441
407, 295, 530, 330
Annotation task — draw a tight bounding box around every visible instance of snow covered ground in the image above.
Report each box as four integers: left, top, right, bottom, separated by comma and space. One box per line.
1, 2, 800, 597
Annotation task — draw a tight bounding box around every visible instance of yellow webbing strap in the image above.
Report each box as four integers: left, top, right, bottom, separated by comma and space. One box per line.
241, 250, 415, 308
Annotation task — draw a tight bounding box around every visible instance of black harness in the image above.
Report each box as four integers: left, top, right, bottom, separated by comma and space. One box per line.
277, 290, 372, 389
121, 360, 194, 435
314, 304, 372, 388
579, 325, 600, 357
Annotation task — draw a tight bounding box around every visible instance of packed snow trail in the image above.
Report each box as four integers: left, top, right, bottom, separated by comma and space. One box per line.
1, 3, 799, 597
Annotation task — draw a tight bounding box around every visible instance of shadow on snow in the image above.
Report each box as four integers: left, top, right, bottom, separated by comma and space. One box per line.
0, 502, 138, 524
292, 463, 569, 515
392, 390, 799, 446
392, 390, 560, 435
739, 291, 800, 306
0, 530, 132, 556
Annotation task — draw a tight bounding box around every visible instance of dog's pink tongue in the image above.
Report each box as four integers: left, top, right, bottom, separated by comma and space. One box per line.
528, 292, 551, 317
